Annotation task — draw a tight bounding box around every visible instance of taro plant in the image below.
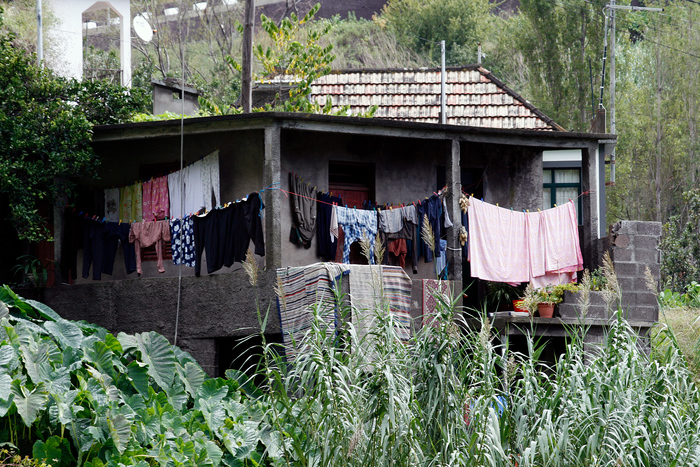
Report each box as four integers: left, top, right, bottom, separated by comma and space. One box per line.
0, 285, 280, 467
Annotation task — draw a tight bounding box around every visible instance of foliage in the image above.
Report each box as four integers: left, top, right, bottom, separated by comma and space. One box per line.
0, 447, 51, 467
10, 255, 49, 289
660, 189, 700, 291
257, 274, 700, 465
253, 4, 348, 115
0, 13, 149, 242
485, 282, 522, 310
323, 14, 425, 70
0, 285, 277, 467
379, 0, 497, 66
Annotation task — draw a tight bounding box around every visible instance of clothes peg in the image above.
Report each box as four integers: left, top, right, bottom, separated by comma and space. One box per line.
119, 219, 122, 225
554, 204, 557, 207
78, 211, 83, 216
496, 203, 498, 207
353, 206, 356, 210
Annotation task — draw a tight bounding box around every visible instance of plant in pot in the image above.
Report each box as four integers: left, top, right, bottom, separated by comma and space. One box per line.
11, 254, 49, 288
486, 282, 524, 311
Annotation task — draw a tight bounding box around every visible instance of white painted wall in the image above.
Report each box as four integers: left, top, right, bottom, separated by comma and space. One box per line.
47, 0, 131, 86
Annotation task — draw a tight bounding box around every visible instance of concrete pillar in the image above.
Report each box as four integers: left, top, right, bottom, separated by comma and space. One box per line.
446, 139, 462, 293
264, 124, 282, 270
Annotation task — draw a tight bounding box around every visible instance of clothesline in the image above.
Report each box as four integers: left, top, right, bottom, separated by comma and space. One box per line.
276, 186, 447, 210
63, 185, 268, 226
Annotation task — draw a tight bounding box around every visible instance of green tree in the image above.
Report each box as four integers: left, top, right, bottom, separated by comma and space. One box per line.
0, 16, 148, 242
516, 0, 606, 131
254, 4, 339, 113
379, 0, 497, 66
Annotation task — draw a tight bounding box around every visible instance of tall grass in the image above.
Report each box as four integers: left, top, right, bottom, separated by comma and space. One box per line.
254, 276, 700, 466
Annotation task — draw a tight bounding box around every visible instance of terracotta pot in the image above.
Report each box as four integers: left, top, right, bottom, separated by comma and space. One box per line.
537, 302, 555, 318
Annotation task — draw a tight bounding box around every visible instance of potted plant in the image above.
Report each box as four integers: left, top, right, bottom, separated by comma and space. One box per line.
486, 282, 524, 311
11, 255, 49, 288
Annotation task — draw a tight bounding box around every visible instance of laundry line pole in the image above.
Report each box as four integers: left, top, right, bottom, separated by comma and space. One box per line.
440, 40, 446, 124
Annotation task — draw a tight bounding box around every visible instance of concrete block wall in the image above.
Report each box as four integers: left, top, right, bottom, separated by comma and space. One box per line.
609, 220, 661, 323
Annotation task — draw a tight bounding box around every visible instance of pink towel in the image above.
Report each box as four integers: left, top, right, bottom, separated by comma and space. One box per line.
468, 198, 530, 283
468, 198, 582, 287
142, 175, 169, 221
541, 202, 582, 274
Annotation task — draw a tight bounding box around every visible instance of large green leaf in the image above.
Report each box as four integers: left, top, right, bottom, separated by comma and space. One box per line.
135, 332, 176, 393
197, 379, 229, 406
10, 379, 48, 426
220, 422, 260, 460
45, 318, 84, 350
107, 413, 132, 455
26, 299, 62, 322
33, 438, 61, 466
0, 345, 18, 371
0, 374, 11, 400
19, 339, 52, 384
85, 340, 115, 377
127, 361, 151, 397
0, 301, 8, 319
179, 361, 206, 398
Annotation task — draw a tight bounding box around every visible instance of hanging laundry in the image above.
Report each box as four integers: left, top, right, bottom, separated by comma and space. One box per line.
377, 208, 403, 234
201, 150, 221, 211
435, 239, 448, 278
317, 192, 343, 261
333, 206, 377, 264
185, 160, 205, 216
288, 173, 317, 248
142, 175, 169, 221
170, 216, 196, 268
129, 220, 171, 275
276, 262, 345, 362
387, 239, 407, 268
378, 206, 419, 272
416, 195, 443, 262
528, 202, 582, 288
104, 188, 119, 222
193, 207, 230, 276
82, 219, 106, 280
119, 182, 142, 223
168, 170, 185, 219
192, 192, 265, 276
102, 222, 136, 276
468, 197, 530, 283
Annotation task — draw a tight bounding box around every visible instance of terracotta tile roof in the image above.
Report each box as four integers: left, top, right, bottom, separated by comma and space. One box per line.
308, 65, 565, 131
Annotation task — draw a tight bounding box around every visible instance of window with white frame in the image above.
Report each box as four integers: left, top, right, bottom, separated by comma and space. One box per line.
543, 168, 582, 224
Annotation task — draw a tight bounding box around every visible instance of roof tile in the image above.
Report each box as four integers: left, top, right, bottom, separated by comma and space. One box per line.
310, 66, 561, 130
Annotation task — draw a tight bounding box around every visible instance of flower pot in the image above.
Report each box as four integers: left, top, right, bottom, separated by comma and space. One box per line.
513, 300, 529, 314
537, 302, 555, 318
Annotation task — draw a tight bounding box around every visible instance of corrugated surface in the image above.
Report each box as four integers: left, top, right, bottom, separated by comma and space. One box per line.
308, 65, 563, 131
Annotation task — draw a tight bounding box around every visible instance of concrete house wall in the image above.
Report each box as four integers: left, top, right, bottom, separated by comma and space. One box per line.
41, 113, 616, 375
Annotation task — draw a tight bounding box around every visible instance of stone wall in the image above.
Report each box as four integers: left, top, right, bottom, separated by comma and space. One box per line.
609, 220, 661, 323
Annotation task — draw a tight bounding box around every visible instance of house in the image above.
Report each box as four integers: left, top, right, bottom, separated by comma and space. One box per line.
33, 105, 626, 376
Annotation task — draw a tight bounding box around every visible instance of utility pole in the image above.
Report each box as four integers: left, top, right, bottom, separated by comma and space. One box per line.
602, 2, 662, 185
441, 40, 446, 124
36, 0, 43, 67
241, 0, 255, 113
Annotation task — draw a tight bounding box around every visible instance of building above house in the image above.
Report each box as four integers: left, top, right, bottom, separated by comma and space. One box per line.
308, 65, 564, 131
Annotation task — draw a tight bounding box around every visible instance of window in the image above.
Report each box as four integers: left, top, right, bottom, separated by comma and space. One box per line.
543, 168, 581, 224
